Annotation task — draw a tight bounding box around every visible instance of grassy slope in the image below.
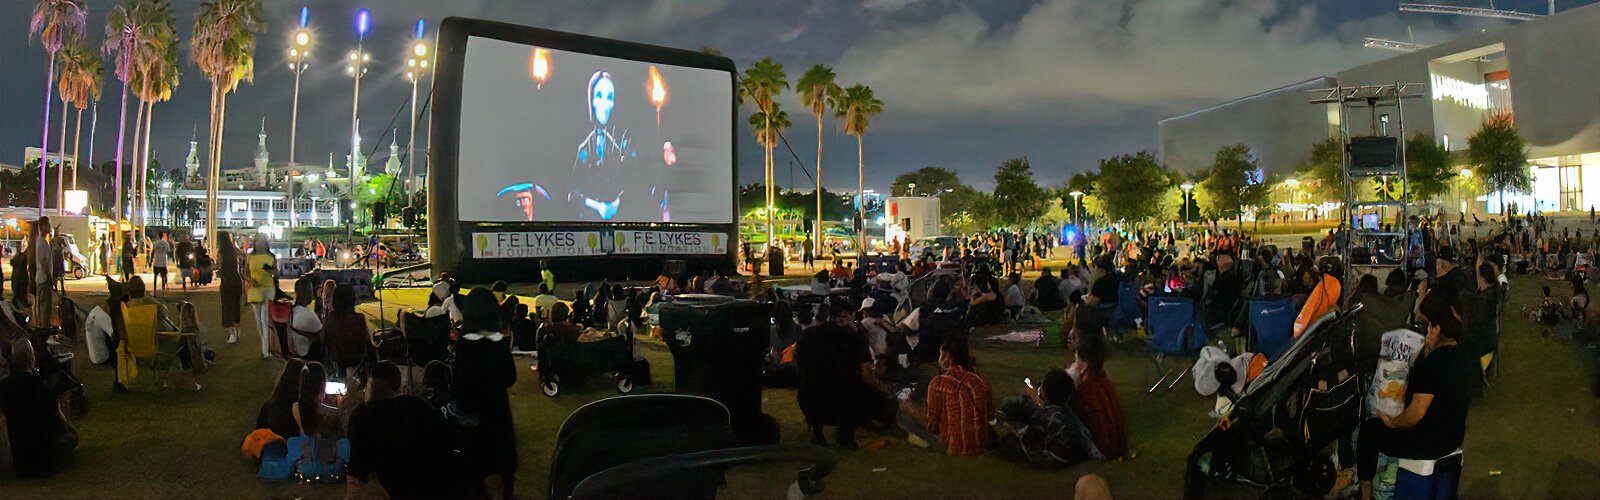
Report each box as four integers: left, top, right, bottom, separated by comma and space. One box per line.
0, 278, 1594, 499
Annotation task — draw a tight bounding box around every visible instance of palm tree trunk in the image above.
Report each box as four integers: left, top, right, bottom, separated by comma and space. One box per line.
113, 82, 128, 254
141, 101, 155, 228
81, 103, 95, 191
71, 107, 83, 209
764, 114, 773, 251
205, 84, 223, 252
856, 135, 865, 254
58, 96, 69, 215
132, 100, 146, 224
815, 117, 823, 259
39, 56, 56, 210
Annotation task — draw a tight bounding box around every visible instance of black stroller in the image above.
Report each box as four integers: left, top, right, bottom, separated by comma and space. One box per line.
548, 394, 836, 499
536, 324, 646, 397
1184, 304, 1367, 499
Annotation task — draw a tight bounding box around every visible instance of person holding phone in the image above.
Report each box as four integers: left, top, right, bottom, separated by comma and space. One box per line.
291, 362, 344, 440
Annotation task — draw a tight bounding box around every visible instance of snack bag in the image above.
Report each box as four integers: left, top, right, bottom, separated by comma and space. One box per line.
1369, 328, 1424, 417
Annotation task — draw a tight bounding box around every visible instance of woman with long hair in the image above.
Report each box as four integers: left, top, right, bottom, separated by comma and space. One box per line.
256, 359, 305, 439
247, 233, 279, 358
218, 231, 245, 345
292, 361, 342, 439
323, 285, 369, 383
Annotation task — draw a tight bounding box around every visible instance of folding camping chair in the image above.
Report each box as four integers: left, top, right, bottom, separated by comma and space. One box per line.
1108, 280, 1141, 340
1146, 295, 1208, 393
1247, 297, 1296, 362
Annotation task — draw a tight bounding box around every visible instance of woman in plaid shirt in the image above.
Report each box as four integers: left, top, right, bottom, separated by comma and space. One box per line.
898, 336, 992, 455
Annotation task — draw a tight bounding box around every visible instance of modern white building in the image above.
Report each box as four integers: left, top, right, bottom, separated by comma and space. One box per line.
1159, 3, 1600, 214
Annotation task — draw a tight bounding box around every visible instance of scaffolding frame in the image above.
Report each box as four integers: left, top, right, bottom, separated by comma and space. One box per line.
1308, 83, 1429, 280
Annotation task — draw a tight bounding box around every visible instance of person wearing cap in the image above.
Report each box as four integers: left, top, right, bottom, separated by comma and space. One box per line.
1423, 246, 1473, 306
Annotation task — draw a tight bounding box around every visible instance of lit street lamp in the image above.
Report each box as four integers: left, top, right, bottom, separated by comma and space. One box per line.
348, 9, 371, 236
406, 20, 430, 195
288, 7, 312, 172
1179, 182, 1195, 224
1458, 168, 1473, 215
1068, 190, 1084, 229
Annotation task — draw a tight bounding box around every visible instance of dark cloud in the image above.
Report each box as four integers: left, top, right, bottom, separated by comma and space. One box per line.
0, 0, 1582, 195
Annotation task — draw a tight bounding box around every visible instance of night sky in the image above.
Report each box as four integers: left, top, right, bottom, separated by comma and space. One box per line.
0, 0, 1582, 191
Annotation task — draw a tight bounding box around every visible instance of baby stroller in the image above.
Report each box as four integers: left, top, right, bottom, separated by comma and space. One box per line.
548, 394, 836, 499
1184, 304, 1366, 499
536, 325, 646, 397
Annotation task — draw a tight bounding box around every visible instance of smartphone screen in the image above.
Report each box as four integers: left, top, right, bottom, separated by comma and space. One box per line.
324, 381, 347, 396
1023, 377, 1034, 389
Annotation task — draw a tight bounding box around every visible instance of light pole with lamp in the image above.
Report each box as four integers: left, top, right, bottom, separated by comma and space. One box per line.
1179, 183, 1195, 224
347, 9, 371, 238
288, 8, 311, 172
406, 21, 430, 196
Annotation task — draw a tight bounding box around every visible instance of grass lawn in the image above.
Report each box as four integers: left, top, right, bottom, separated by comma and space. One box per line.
0, 276, 1595, 498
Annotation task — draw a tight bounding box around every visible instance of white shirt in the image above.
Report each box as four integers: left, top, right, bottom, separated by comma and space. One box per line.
1004, 284, 1026, 308
290, 305, 323, 333
85, 306, 114, 364
151, 239, 171, 267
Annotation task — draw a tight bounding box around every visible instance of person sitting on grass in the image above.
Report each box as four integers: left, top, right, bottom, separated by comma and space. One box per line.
256, 359, 305, 441
292, 361, 344, 440
346, 361, 460, 498
1071, 333, 1129, 460
0, 339, 78, 478
997, 368, 1102, 468
1356, 291, 1476, 500
322, 285, 369, 384
898, 336, 992, 456
796, 296, 881, 450
531, 283, 559, 321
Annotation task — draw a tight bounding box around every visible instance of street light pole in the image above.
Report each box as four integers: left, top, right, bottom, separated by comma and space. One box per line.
348, 9, 371, 239
407, 24, 430, 196
1179, 183, 1195, 225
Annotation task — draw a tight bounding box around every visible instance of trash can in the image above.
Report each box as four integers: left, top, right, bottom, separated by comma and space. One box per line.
659, 295, 776, 444
767, 247, 785, 277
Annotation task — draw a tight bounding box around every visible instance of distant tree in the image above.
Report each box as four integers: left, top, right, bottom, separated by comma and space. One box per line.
1199, 144, 1272, 227
3, 162, 44, 208
1296, 137, 1343, 201
1468, 116, 1530, 215
1405, 133, 1455, 203
1092, 151, 1172, 223
891, 166, 962, 196
990, 157, 1048, 228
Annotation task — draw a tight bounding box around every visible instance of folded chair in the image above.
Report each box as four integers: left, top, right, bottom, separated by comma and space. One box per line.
1247, 297, 1296, 362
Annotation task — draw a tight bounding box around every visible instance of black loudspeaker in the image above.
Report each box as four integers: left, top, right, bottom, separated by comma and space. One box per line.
1348, 136, 1398, 174
371, 201, 387, 221
401, 206, 416, 226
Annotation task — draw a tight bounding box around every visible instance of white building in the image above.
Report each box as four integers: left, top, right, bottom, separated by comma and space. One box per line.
1159, 3, 1600, 214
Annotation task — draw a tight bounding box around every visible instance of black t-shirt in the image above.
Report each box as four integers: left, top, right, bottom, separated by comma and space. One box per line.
1404, 344, 1475, 456
1090, 272, 1122, 305
347, 394, 455, 498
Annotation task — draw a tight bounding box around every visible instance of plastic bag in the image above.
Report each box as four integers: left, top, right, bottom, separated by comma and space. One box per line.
1369, 329, 1424, 418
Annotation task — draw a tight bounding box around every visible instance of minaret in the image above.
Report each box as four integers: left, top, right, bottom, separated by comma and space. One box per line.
385, 128, 402, 175
254, 117, 270, 182
350, 118, 366, 178
184, 125, 200, 181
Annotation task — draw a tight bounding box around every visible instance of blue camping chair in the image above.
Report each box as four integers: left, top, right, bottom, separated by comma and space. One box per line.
1146, 295, 1208, 393
1248, 297, 1296, 362
1108, 280, 1141, 331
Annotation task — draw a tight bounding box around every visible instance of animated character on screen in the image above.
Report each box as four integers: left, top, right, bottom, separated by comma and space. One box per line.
573, 71, 634, 220
495, 182, 549, 221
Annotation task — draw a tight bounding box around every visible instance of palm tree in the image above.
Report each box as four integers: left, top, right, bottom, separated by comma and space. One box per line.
30, 0, 88, 210
191, 0, 263, 251
797, 64, 840, 259
57, 41, 103, 209
739, 57, 788, 247
105, 0, 164, 252
836, 84, 883, 251
131, 16, 179, 230
749, 106, 791, 242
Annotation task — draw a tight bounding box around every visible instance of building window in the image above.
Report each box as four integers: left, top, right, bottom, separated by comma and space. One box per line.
271, 200, 288, 211
251, 200, 268, 212
1562, 165, 1583, 212
1485, 70, 1512, 122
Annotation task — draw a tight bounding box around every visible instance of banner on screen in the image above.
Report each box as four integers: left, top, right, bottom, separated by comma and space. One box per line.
472, 231, 607, 259
615, 230, 726, 255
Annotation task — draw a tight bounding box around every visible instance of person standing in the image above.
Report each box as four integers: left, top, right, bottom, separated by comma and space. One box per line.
218, 231, 245, 345
30, 218, 56, 327
120, 236, 136, 283
175, 237, 194, 290
150, 231, 171, 291
803, 236, 815, 270
451, 288, 518, 498
247, 233, 279, 358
